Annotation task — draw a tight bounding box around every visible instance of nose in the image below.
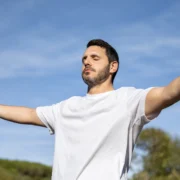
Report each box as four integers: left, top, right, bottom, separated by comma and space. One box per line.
83, 57, 91, 67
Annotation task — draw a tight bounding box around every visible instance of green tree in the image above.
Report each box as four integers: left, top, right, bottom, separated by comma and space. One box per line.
130, 128, 180, 180
0, 159, 52, 180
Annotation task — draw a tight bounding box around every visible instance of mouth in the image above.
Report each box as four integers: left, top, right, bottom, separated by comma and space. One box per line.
83, 68, 93, 73
84, 69, 91, 72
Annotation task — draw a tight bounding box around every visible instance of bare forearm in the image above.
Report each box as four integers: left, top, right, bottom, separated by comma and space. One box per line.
163, 77, 180, 105
0, 105, 43, 126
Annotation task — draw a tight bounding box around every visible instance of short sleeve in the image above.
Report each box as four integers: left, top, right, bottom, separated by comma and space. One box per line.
126, 87, 160, 126
36, 102, 61, 135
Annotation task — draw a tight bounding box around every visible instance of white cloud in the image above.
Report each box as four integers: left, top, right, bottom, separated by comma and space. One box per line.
0, 0, 180, 167
112, 3, 180, 80
0, 0, 180, 81
125, 38, 180, 55
0, 35, 83, 78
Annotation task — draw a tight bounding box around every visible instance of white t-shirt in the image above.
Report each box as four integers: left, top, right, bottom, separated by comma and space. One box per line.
36, 87, 159, 180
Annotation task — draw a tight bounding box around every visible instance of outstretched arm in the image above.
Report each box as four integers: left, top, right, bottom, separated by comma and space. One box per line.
0, 105, 45, 127
145, 77, 180, 120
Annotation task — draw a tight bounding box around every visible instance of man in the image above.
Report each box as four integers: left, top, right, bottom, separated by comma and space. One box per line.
0, 39, 180, 180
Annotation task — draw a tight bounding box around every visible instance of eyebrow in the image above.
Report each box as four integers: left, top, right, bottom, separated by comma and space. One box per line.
82, 54, 101, 62
82, 55, 87, 61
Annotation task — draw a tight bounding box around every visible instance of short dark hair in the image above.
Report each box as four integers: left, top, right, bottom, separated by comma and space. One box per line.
87, 39, 119, 83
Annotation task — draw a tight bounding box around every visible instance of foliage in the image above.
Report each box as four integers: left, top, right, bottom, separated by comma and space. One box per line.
0, 159, 52, 180
130, 128, 180, 180
1, 128, 179, 180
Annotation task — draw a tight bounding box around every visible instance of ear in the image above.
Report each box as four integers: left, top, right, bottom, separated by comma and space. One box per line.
109, 61, 118, 74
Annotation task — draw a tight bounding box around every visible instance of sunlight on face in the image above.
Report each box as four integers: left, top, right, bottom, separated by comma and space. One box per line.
81, 46, 110, 87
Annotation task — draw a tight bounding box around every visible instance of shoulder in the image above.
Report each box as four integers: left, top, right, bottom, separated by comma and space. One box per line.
63, 95, 83, 104
116, 86, 155, 101
116, 86, 139, 96
113, 87, 135, 101
120, 86, 155, 93
116, 86, 139, 93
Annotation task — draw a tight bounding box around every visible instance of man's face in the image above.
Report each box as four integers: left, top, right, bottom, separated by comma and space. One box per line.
81, 46, 111, 87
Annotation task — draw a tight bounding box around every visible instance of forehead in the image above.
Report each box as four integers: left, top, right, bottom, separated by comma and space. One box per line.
83, 46, 106, 56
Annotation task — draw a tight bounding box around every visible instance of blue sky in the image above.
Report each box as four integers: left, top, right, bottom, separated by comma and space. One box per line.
0, 0, 180, 167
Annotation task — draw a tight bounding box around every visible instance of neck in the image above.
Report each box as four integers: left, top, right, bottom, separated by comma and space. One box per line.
87, 82, 114, 95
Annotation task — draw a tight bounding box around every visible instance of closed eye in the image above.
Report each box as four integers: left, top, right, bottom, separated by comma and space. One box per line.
91, 55, 100, 60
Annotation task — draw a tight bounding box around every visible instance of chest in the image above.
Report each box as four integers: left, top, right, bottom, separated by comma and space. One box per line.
56, 95, 129, 148
60, 95, 127, 119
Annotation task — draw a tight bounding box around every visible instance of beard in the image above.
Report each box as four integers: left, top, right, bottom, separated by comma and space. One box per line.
82, 64, 110, 87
